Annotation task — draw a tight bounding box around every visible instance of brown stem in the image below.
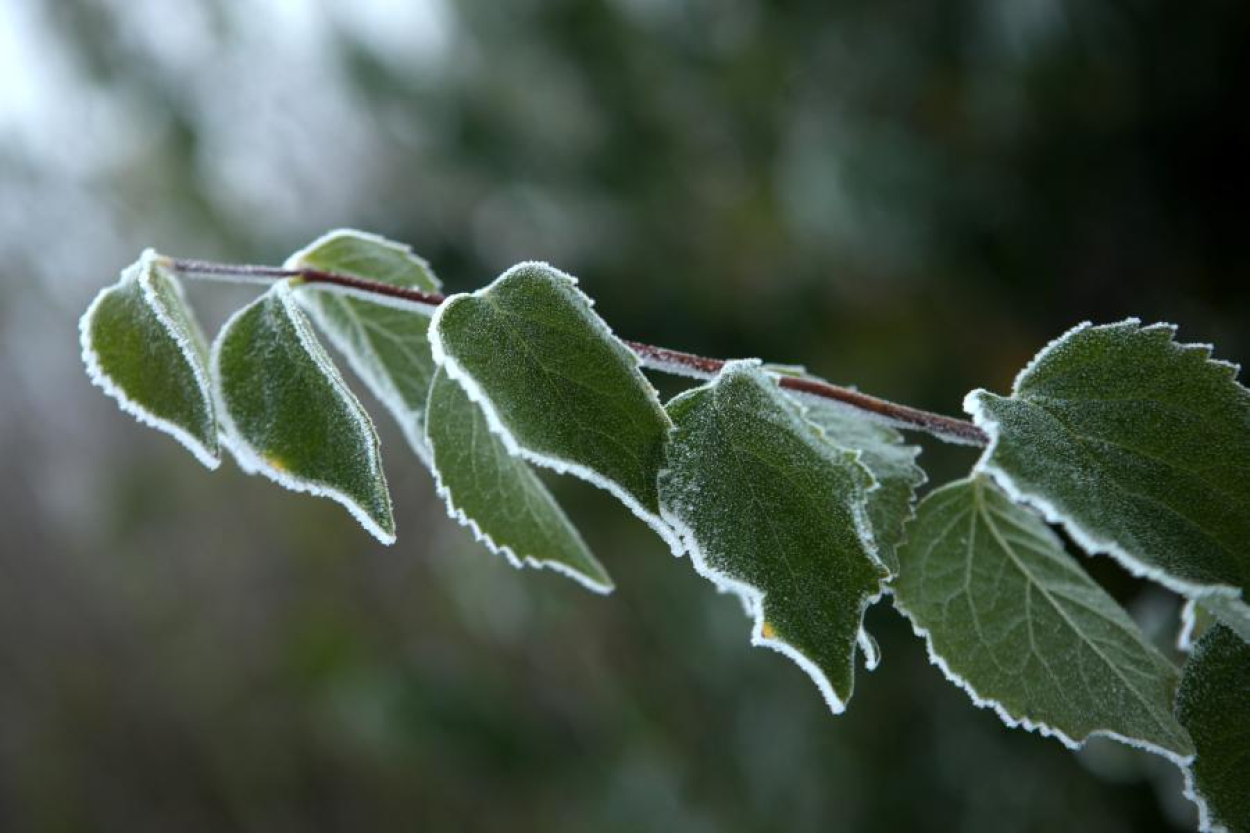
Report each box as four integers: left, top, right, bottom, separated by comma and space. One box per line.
170, 257, 988, 446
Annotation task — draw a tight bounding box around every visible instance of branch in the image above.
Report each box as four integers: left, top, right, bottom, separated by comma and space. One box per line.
169, 257, 988, 446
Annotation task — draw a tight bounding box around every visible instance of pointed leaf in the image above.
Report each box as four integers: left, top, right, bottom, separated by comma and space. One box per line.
966, 320, 1250, 626
1176, 625, 1250, 833
802, 398, 925, 574
429, 262, 677, 550
893, 476, 1194, 761
659, 361, 887, 713
213, 282, 395, 543
80, 250, 219, 468
426, 367, 613, 593
289, 229, 442, 463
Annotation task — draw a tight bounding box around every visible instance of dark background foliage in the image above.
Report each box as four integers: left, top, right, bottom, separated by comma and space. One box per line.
0, 1, 1245, 830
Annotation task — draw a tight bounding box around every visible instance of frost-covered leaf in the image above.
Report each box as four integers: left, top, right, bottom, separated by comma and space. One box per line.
802, 398, 925, 574
1200, 595, 1250, 645
966, 320, 1250, 626
893, 476, 1194, 762
429, 262, 677, 550
213, 282, 395, 543
289, 229, 442, 463
1178, 600, 1220, 653
659, 361, 887, 713
1176, 625, 1250, 833
80, 250, 219, 468
426, 367, 613, 593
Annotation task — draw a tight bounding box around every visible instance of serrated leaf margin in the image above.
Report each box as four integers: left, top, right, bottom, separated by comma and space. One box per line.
964, 317, 1249, 620
892, 476, 1195, 767
659, 360, 887, 714
424, 369, 613, 595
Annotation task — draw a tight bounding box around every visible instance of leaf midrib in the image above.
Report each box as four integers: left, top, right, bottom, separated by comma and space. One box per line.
971, 481, 1180, 747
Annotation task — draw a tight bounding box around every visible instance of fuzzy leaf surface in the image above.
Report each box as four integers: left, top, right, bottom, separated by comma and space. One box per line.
893, 476, 1193, 760
659, 361, 886, 713
966, 320, 1250, 631
430, 262, 676, 549
802, 399, 925, 574
426, 367, 612, 593
80, 251, 219, 468
213, 282, 394, 543
1177, 625, 1250, 833
1178, 600, 1220, 653
290, 230, 442, 462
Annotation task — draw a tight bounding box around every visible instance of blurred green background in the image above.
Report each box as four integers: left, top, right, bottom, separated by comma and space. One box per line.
1, 1, 1246, 830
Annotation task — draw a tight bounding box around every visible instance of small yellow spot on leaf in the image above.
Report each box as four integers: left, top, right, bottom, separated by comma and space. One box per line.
761, 622, 777, 640
265, 454, 288, 473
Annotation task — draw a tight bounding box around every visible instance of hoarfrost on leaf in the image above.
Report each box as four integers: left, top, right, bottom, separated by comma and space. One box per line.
892, 476, 1194, 762
213, 281, 395, 543
658, 361, 887, 713
429, 261, 679, 552
1177, 600, 1219, 653
801, 396, 925, 574
289, 229, 443, 464
425, 367, 613, 593
965, 319, 1250, 625
80, 250, 220, 468
1176, 625, 1250, 833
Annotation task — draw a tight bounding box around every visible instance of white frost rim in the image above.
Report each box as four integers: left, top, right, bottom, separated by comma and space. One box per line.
656, 360, 889, 715
964, 317, 1247, 611
1177, 625, 1232, 833
428, 260, 684, 556
661, 509, 883, 716
286, 228, 443, 469
80, 250, 221, 470
893, 597, 1195, 766
211, 281, 397, 545
285, 227, 442, 291
294, 290, 435, 469
423, 378, 613, 595
1182, 766, 1226, 833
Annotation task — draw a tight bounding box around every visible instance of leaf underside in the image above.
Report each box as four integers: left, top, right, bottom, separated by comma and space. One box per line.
213, 282, 395, 543
659, 361, 886, 713
290, 229, 442, 462
802, 397, 925, 574
80, 252, 219, 467
1176, 626, 1250, 833
426, 367, 613, 593
430, 261, 676, 549
966, 320, 1250, 631
893, 476, 1193, 760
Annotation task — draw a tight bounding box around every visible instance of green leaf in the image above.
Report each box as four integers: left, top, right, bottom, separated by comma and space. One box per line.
288, 229, 442, 463
213, 281, 395, 543
965, 320, 1250, 627
802, 398, 925, 574
1202, 596, 1250, 645
659, 361, 887, 713
1176, 625, 1250, 833
80, 250, 219, 468
429, 262, 678, 551
425, 368, 613, 593
893, 475, 1194, 762
1178, 600, 1220, 653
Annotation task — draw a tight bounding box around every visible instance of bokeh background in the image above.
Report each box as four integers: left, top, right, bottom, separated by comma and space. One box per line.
1, 1, 1246, 830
